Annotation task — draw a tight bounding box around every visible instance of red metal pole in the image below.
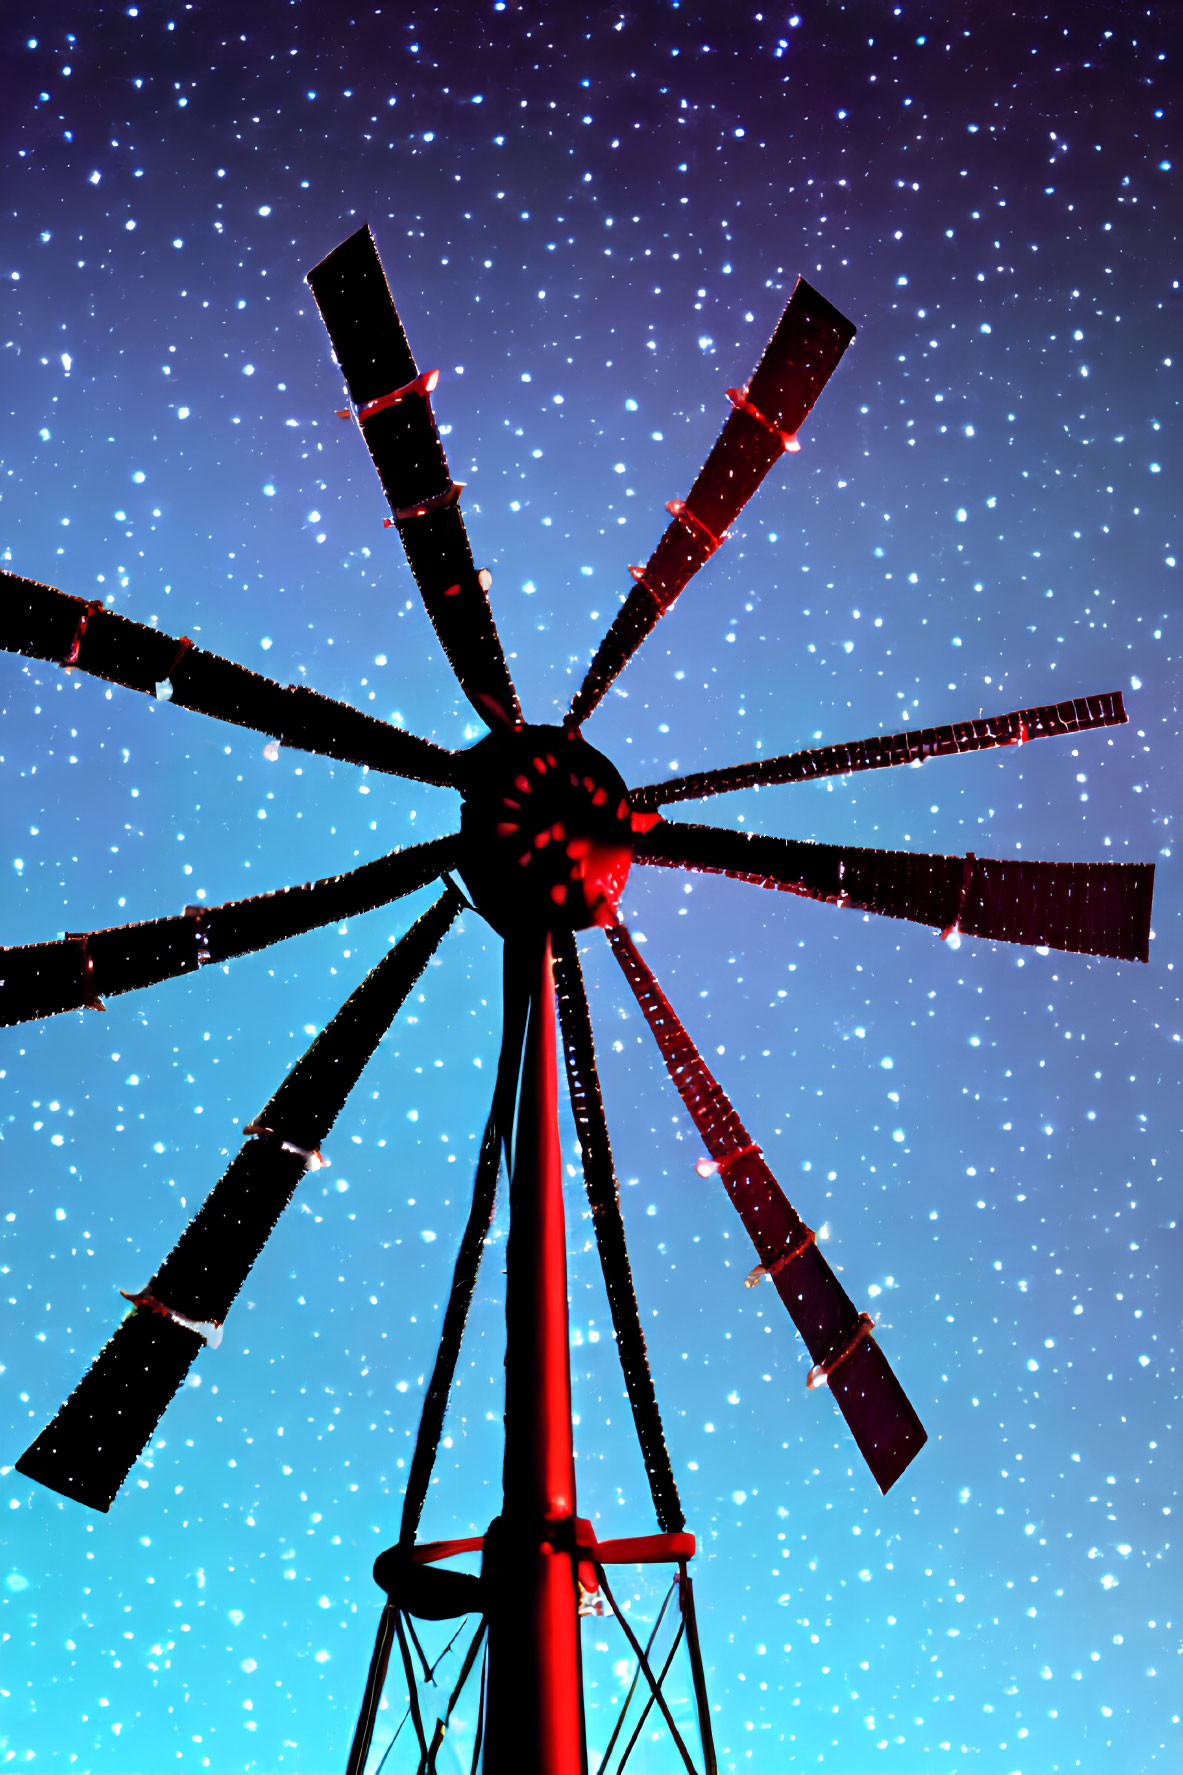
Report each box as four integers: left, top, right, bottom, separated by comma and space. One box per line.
481, 933, 585, 1774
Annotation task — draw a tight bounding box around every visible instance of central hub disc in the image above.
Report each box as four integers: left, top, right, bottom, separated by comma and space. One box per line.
459, 724, 634, 936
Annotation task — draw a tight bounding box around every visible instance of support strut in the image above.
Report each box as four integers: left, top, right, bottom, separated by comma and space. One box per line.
481, 935, 585, 1774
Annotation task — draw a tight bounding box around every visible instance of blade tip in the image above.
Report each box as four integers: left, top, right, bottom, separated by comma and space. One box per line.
305, 220, 377, 286
15, 1447, 116, 1513
873, 1424, 929, 1496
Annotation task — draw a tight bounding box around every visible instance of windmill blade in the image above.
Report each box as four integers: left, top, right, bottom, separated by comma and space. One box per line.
552, 929, 685, 1535
307, 225, 522, 731
0, 833, 460, 1026
568, 278, 855, 728
634, 819, 1154, 964
605, 922, 925, 1494
631, 691, 1129, 809
15, 887, 462, 1512
0, 571, 458, 786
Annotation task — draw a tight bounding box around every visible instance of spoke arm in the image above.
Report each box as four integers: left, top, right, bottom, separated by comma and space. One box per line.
552, 929, 685, 1535
631, 691, 1129, 808
16, 889, 462, 1511
0, 571, 459, 784
1, 833, 460, 1026
569, 278, 855, 727
307, 226, 521, 729
634, 819, 1154, 963
398, 1113, 502, 1552
605, 922, 926, 1493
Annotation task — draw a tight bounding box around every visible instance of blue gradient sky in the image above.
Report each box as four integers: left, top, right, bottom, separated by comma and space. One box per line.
2, 4, 1178, 1771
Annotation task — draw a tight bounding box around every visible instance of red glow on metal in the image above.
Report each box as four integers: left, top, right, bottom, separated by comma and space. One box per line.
940, 851, 978, 943
474, 690, 515, 729
62, 599, 103, 669
725, 383, 801, 452
627, 564, 662, 607
161, 635, 193, 681
393, 480, 464, 523
807, 1313, 875, 1389
665, 498, 725, 552
64, 931, 105, 1012
745, 1226, 816, 1288
356, 365, 440, 422
483, 938, 583, 1774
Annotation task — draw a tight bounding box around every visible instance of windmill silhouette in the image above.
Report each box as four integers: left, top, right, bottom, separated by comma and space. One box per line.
2, 226, 1153, 1773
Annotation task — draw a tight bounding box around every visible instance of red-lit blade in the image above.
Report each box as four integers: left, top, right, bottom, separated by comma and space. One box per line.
552, 929, 685, 1535
307, 226, 522, 730
16, 889, 461, 1512
0, 833, 459, 1026
569, 279, 855, 728
0, 571, 459, 785
605, 923, 925, 1494
631, 691, 1129, 809
634, 819, 1154, 963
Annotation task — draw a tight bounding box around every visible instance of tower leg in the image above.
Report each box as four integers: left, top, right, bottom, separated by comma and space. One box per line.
482, 934, 585, 1774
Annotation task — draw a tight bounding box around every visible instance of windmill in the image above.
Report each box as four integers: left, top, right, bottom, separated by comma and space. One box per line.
2, 225, 1153, 1773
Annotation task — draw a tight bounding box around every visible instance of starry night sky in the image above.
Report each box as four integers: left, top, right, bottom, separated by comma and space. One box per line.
1, 3, 1178, 1771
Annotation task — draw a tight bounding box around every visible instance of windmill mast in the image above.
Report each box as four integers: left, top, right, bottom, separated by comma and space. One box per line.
482, 934, 585, 1772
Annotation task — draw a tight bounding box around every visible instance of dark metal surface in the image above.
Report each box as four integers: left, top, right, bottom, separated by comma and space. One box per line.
631, 691, 1129, 808
16, 890, 461, 1511
607, 922, 927, 1495
307, 226, 522, 729
1, 833, 460, 1025
0, 570, 459, 784
568, 278, 856, 727
635, 820, 1155, 963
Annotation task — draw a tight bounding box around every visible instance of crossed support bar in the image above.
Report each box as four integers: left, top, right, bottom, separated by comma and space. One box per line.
350, 1520, 714, 1775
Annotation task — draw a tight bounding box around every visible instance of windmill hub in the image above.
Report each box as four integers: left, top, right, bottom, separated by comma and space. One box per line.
459, 724, 634, 935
